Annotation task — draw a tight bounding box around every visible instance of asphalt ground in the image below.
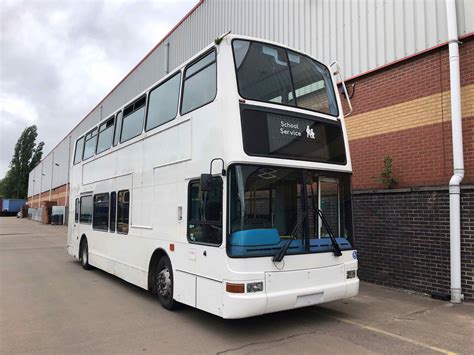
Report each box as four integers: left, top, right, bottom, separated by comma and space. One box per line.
1, 217, 473, 354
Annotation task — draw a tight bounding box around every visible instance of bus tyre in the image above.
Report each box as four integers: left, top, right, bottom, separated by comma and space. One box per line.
156, 257, 176, 310
80, 239, 92, 270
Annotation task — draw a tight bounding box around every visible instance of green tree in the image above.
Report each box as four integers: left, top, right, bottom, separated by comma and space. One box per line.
0, 126, 44, 199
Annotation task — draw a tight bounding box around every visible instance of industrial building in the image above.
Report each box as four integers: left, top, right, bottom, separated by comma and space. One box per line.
28, 0, 473, 300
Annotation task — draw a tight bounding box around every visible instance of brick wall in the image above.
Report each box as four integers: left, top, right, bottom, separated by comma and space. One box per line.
343, 37, 474, 301
28, 183, 69, 207
344, 37, 474, 190
353, 187, 474, 301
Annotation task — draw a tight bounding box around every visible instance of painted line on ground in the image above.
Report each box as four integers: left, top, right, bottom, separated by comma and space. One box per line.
313, 310, 457, 355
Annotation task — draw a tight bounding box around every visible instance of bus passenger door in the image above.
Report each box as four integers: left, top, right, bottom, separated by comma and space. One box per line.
71, 197, 80, 255
187, 177, 225, 316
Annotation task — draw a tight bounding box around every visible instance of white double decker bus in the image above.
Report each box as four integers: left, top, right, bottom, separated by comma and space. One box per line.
67, 34, 358, 319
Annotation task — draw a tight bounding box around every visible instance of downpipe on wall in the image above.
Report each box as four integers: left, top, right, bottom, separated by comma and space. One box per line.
446, 0, 464, 303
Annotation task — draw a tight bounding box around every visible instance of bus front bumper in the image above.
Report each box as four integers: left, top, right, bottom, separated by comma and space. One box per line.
221, 278, 359, 319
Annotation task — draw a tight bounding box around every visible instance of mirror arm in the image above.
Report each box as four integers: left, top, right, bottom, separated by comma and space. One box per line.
330, 61, 353, 117
210, 158, 226, 176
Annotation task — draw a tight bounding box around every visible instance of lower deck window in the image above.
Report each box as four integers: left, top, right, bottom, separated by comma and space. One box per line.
93, 193, 109, 231
117, 190, 130, 234
80, 195, 93, 224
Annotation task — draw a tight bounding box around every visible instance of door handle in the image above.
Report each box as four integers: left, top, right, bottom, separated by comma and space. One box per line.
203, 250, 207, 257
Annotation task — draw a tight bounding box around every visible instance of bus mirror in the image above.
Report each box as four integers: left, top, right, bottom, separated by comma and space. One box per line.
200, 174, 212, 192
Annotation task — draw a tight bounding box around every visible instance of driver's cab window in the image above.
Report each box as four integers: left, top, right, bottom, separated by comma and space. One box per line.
187, 178, 223, 245
319, 178, 339, 238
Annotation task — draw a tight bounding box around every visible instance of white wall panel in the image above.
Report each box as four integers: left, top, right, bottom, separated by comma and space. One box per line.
30, 0, 474, 196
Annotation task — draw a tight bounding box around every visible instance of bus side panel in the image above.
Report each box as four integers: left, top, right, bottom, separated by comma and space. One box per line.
196, 277, 223, 316
174, 271, 196, 307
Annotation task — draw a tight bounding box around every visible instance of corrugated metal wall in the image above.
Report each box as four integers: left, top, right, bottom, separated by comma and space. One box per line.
29, 0, 474, 197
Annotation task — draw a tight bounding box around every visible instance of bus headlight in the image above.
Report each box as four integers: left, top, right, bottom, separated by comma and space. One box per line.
247, 282, 264, 293
346, 270, 357, 279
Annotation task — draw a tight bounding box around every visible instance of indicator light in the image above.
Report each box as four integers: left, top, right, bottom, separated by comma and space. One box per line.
226, 283, 245, 293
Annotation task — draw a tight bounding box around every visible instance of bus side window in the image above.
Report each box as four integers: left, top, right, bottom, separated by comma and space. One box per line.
93, 193, 109, 231
110, 191, 116, 233
83, 128, 98, 161
75, 198, 79, 223
145, 72, 181, 131
74, 137, 85, 165
121, 96, 146, 143
181, 50, 217, 115
187, 178, 222, 245
80, 195, 93, 224
96, 116, 115, 154
117, 190, 130, 234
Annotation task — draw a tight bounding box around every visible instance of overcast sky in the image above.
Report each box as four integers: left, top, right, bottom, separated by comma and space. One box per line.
0, 0, 197, 178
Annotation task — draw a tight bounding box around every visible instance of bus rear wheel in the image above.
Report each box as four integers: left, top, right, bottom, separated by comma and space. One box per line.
155, 257, 176, 310
80, 239, 92, 270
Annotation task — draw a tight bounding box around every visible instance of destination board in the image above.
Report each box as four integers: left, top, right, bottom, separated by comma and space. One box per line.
241, 107, 346, 164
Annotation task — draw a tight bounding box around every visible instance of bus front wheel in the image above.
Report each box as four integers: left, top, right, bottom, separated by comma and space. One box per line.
155, 257, 176, 310
80, 238, 92, 270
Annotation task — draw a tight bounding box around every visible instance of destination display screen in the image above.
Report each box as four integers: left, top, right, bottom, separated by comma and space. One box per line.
241, 107, 346, 164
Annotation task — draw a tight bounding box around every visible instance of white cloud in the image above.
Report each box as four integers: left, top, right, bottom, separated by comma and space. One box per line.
0, 94, 39, 125
0, 0, 197, 179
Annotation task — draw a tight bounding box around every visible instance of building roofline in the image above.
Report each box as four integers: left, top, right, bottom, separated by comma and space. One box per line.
344, 31, 474, 82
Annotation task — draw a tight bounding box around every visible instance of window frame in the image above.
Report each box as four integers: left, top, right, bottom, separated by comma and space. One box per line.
120, 95, 147, 144
180, 48, 218, 116
186, 177, 223, 247
92, 193, 110, 232
145, 71, 182, 132
109, 191, 116, 233
113, 111, 122, 147
231, 39, 340, 118
96, 116, 116, 154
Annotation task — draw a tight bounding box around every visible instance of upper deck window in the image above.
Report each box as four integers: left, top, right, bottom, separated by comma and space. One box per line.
232, 40, 338, 117
83, 128, 98, 161
146, 72, 181, 131
96, 116, 115, 154
181, 50, 217, 115
121, 96, 146, 143
74, 136, 85, 165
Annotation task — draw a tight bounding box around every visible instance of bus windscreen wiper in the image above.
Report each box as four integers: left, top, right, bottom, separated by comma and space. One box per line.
317, 209, 342, 257
273, 211, 307, 262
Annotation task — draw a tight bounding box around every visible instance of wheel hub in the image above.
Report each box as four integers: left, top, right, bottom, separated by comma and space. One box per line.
157, 267, 171, 298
